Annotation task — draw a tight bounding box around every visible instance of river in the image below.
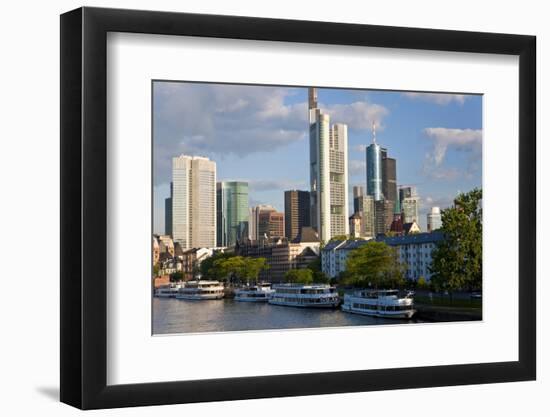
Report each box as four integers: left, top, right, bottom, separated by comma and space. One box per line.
153, 297, 421, 334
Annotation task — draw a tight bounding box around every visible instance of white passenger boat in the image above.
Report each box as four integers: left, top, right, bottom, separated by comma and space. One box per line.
268, 284, 340, 308
234, 283, 274, 302
342, 289, 415, 319
154, 283, 182, 298
176, 280, 224, 300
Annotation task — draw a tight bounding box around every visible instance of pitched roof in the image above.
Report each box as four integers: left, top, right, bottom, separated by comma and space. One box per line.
379, 231, 445, 246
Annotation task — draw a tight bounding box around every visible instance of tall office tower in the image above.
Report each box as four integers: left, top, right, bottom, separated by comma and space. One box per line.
354, 194, 375, 238
284, 190, 311, 241
216, 181, 249, 247
353, 185, 365, 213
399, 185, 417, 207
258, 209, 285, 240
381, 153, 397, 204
366, 123, 383, 201
399, 186, 420, 224
248, 204, 276, 241
164, 182, 173, 237
172, 155, 216, 249
374, 199, 394, 235
349, 213, 362, 238
308, 87, 349, 242
427, 206, 442, 232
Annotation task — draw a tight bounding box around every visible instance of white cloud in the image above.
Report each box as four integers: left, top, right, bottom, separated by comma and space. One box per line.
320, 101, 388, 130
422, 127, 482, 180
403, 92, 469, 106
248, 179, 307, 192
349, 159, 366, 176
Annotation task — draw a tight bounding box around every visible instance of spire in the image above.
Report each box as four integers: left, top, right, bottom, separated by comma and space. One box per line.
372, 121, 377, 143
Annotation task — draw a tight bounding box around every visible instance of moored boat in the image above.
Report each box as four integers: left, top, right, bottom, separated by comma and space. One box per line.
234, 283, 274, 302
154, 283, 183, 298
342, 289, 415, 319
176, 280, 225, 300
268, 283, 340, 308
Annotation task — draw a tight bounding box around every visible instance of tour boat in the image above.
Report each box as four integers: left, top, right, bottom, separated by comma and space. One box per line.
154, 283, 182, 298
175, 280, 225, 300
268, 284, 340, 308
234, 283, 274, 302
342, 289, 415, 319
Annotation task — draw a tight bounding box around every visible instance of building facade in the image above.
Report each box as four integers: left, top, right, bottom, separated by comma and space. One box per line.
248, 204, 276, 241
374, 199, 394, 235
308, 87, 349, 242
172, 155, 216, 249
354, 194, 375, 238
164, 182, 173, 237
284, 190, 311, 241
216, 181, 249, 247
401, 196, 420, 225
321, 232, 444, 281
427, 206, 443, 232
258, 209, 285, 240
349, 213, 362, 238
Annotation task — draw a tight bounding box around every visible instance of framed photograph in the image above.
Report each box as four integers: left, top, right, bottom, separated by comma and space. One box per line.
60, 6, 536, 409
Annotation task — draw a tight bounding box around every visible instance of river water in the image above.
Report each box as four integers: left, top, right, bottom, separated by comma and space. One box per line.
153, 297, 421, 335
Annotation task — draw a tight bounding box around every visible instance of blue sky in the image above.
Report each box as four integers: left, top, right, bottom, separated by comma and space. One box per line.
153, 82, 482, 234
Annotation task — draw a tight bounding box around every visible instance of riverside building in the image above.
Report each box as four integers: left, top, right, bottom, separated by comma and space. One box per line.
172, 155, 216, 249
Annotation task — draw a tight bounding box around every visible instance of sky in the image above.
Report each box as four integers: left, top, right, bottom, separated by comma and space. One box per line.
153, 81, 482, 234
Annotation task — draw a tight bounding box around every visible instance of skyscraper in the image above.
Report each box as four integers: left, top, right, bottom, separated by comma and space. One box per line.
366, 124, 383, 201
381, 152, 397, 204
400, 186, 420, 224
217, 181, 249, 247
353, 185, 365, 213
284, 190, 311, 241
354, 194, 375, 238
308, 87, 349, 241
164, 182, 173, 237
374, 199, 394, 235
258, 209, 285, 240
172, 155, 216, 249
249, 204, 276, 241
427, 206, 442, 232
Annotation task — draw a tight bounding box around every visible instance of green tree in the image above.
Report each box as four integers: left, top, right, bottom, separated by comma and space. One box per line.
241, 257, 269, 283
307, 257, 329, 284
153, 263, 160, 277
430, 188, 483, 298
214, 256, 246, 282
344, 241, 405, 289
200, 251, 232, 280
284, 268, 314, 284
169, 271, 183, 282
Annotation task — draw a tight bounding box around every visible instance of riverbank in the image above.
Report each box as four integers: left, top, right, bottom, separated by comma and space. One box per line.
415, 303, 482, 322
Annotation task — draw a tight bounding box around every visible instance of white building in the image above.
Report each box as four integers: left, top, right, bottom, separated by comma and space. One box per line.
309, 88, 349, 242
321, 232, 445, 281
172, 155, 216, 249
427, 206, 442, 232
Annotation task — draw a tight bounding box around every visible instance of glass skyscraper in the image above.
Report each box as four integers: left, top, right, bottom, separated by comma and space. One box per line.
216, 181, 249, 247
366, 141, 383, 201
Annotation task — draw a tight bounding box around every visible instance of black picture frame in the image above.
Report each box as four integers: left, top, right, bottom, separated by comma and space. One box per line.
60, 6, 536, 410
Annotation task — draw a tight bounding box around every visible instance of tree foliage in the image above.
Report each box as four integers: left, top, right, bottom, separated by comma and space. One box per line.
211, 255, 269, 284
344, 241, 405, 288
430, 188, 482, 293
284, 268, 314, 284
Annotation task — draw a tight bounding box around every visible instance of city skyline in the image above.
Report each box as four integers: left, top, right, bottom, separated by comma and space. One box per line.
154, 81, 482, 234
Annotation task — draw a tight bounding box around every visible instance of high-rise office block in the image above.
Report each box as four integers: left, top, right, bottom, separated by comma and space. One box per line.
249, 204, 276, 241
349, 213, 362, 238
399, 186, 417, 206
258, 209, 285, 240
217, 181, 249, 247
353, 185, 365, 213
381, 154, 397, 204
284, 190, 311, 241
354, 194, 375, 238
172, 155, 216, 249
308, 87, 349, 242
427, 206, 442, 232
366, 124, 383, 201
402, 196, 420, 225
164, 182, 173, 237
374, 199, 394, 235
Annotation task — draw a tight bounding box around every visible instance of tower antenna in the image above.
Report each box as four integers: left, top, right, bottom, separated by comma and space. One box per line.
372, 121, 377, 143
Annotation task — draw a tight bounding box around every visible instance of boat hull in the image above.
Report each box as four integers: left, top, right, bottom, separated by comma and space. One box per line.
342, 303, 415, 319
269, 299, 339, 308
176, 293, 224, 300
234, 296, 270, 302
